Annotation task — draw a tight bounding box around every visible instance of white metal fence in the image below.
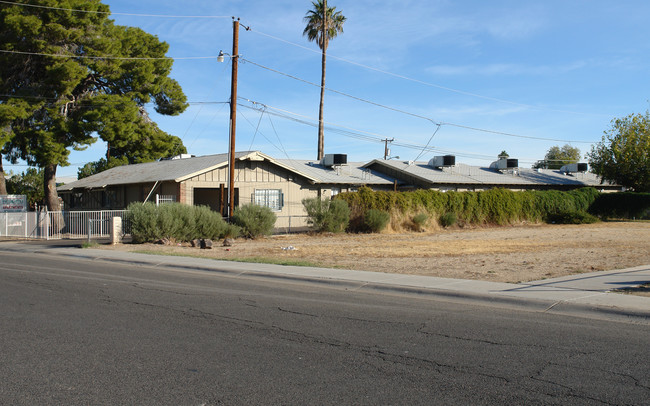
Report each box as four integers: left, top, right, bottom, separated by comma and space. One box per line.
155, 194, 176, 205
0, 210, 130, 240
1, 210, 308, 240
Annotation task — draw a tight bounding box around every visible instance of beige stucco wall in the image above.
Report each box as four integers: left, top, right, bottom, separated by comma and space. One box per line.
182, 159, 320, 229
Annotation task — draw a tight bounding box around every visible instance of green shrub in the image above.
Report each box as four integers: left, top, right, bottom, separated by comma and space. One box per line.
128, 202, 161, 243
232, 204, 276, 239
412, 213, 428, 231
546, 211, 599, 224
439, 212, 457, 227
127, 202, 230, 243
192, 205, 228, 240
223, 223, 242, 239
303, 197, 350, 233
363, 209, 391, 233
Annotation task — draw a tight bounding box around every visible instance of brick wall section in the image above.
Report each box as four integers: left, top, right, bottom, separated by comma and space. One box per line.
177, 182, 187, 205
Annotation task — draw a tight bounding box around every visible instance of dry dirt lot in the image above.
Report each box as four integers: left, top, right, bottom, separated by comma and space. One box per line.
105, 221, 650, 284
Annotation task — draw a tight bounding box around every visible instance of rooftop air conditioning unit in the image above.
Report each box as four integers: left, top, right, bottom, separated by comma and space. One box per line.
429, 155, 456, 168
321, 154, 347, 167
560, 163, 588, 173
490, 158, 519, 170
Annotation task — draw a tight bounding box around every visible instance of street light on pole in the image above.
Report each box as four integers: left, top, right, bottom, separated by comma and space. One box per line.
218, 17, 240, 219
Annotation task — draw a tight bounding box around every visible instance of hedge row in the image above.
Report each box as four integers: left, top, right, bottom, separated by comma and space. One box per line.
336, 187, 604, 227
590, 192, 650, 219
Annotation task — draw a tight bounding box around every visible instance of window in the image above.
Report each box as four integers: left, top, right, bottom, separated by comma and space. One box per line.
253, 189, 284, 211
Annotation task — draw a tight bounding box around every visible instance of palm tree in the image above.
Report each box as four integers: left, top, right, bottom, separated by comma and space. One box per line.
303, 0, 346, 161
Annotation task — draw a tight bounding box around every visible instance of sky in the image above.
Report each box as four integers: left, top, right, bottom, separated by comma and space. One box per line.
16, 0, 650, 178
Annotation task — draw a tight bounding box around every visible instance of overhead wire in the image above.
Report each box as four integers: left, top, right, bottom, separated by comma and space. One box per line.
245, 26, 603, 118
237, 98, 501, 162
241, 58, 437, 125
0, 1, 231, 18
0, 5, 601, 163
0, 47, 597, 145
238, 109, 284, 155
241, 58, 596, 145
0, 49, 216, 60
1, 0, 592, 117
246, 104, 266, 152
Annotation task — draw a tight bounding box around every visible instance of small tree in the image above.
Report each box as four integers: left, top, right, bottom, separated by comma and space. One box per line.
588, 111, 650, 192
534, 144, 581, 169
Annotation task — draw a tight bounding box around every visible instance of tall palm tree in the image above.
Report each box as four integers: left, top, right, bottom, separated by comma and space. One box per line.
303, 0, 346, 161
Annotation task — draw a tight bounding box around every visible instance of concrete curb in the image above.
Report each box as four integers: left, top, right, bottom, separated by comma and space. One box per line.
2, 243, 648, 325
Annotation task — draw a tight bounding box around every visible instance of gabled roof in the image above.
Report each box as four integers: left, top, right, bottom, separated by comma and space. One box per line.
58, 151, 257, 191
364, 159, 612, 188
275, 159, 395, 185
57, 151, 396, 191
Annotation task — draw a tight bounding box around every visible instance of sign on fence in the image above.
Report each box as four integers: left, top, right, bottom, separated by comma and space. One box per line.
0, 195, 27, 212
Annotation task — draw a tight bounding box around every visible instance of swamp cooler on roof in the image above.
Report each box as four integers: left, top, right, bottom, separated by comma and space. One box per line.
321, 154, 348, 167
429, 155, 456, 168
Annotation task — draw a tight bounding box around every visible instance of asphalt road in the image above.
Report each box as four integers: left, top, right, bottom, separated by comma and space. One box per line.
1, 250, 648, 405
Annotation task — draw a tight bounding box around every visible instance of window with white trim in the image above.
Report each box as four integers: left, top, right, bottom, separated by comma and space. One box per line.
253, 189, 284, 211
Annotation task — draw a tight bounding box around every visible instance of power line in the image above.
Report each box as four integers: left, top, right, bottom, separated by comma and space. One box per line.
237, 98, 501, 162
413, 124, 442, 162
246, 26, 603, 118
239, 98, 578, 163
242, 58, 437, 125
241, 58, 596, 144
0, 0, 596, 118
440, 122, 594, 144
0, 49, 216, 60
0, 94, 227, 110
0, 1, 231, 18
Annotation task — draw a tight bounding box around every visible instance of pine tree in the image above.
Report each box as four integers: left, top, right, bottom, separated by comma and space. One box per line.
0, 0, 188, 209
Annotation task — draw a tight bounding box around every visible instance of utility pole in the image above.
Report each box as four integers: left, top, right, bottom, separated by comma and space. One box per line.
227, 18, 239, 219
383, 138, 394, 160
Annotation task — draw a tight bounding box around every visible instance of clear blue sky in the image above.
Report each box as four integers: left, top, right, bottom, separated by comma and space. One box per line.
45, 0, 650, 177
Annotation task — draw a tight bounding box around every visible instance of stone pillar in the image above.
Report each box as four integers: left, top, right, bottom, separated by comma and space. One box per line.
110, 217, 123, 245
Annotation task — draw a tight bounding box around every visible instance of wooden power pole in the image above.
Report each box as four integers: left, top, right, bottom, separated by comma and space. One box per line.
227, 18, 239, 219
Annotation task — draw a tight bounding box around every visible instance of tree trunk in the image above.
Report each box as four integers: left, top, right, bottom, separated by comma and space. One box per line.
317, 46, 327, 161
317, 0, 328, 161
0, 156, 7, 195
44, 163, 61, 211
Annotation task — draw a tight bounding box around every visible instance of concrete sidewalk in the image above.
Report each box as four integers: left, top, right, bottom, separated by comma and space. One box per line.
2, 241, 649, 324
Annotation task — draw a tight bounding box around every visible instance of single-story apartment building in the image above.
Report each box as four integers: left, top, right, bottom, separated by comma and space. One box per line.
58, 152, 619, 228
363, 156, 620, 192
57, 151, 396, 228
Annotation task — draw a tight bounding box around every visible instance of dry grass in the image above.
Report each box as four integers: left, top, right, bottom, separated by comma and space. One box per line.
104, 221, 650, 284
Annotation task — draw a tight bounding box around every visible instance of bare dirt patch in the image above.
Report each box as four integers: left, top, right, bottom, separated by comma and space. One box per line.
102, 221, 650, 284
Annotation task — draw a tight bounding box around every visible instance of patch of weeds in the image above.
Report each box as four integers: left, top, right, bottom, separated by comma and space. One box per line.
224, 257, 326, 267
81, 241, 100, 249
612, 283, 650, 297
412, 213, 428, 231
130, 250, 328, 268
545, 211, 599, 224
